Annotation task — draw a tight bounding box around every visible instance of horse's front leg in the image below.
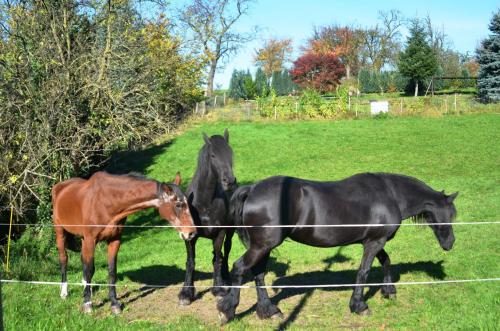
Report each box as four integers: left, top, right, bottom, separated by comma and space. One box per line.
211, 230, 227, 297
221, 229, 234, 285
349, 239, 386, 315
107, 237, 122, 314
81, 236, 96, 313
376, 248, 396, 299
178, 236, 198, 306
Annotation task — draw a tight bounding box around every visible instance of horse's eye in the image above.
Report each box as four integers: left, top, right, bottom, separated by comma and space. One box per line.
175, 202, 183, 209
211, 154, 215, 158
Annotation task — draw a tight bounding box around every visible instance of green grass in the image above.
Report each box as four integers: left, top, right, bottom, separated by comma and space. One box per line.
3, 113, 500, 330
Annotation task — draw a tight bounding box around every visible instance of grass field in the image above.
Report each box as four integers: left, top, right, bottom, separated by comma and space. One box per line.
3, 113, 500, 330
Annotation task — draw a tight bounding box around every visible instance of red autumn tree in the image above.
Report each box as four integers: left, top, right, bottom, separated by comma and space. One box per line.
290, 53, 346, 93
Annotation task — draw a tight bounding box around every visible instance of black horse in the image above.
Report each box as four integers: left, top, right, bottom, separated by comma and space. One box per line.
178, 129, 237, 306
218, 173, 457, 323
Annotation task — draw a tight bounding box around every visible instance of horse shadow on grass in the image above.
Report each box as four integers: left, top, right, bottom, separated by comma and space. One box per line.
235, 248, 446, 330
96, 264, 213, 308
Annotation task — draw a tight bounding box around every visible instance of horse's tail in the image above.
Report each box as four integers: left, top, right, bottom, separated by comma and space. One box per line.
229, 185, 252, 248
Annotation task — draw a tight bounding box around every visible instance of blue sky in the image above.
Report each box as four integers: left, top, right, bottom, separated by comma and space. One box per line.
170, 1, 498, 88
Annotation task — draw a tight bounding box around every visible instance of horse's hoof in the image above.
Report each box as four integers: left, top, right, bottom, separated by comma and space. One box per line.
358, 308, 371, 316
81, 302, 93, 314
218, 311, 230, 325
110, 305, 122, 315
271, 311, 284, 320
383, 293, 397, 300
178, 298, 192, 307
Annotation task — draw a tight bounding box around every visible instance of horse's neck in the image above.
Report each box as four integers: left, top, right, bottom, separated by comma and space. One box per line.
188, 154, 218, 209
104, 180, 160, 220
389, 177, 438, 219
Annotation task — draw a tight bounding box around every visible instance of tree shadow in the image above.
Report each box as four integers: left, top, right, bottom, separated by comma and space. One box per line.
105, 140, 174, 176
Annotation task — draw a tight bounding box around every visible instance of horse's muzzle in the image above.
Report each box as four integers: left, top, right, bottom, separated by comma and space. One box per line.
180, 232, 197, 241
441, 235, 455, 251
222, 178, 237, 192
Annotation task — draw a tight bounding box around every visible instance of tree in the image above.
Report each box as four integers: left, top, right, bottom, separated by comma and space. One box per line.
477, 10, 500, 102
290, 53, 346, 93
243, 69, 256, 99
254, 67, 269, 97
271, 70, 283, 94
178, 0, 255, 97
362, 10, 403, 72
398, 19, 438, 96
307, 24, 364, 79
254, 38, 293, 79
228, 69, 245, 100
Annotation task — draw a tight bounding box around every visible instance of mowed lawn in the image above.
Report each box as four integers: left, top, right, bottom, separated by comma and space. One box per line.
3, 113, 500, 330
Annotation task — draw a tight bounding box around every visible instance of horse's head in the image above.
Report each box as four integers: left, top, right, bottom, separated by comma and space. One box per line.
157, 173, 196, 241
202, 128, 236, 192
426, 191, 458, 251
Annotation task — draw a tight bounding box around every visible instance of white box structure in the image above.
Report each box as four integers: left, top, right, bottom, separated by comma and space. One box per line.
370, 101, 389, 115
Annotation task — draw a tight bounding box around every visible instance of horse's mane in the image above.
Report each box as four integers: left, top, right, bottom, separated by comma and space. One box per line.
409, 211, 430, 224
123, 172, 148, 180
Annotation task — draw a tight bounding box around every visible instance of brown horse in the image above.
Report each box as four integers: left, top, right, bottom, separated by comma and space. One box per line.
52, 171, 196, 314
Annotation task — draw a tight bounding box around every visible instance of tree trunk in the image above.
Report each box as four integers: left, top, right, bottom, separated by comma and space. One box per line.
206, 59, 217, 98
414, 80, 419, 97
346, 64, 351, 80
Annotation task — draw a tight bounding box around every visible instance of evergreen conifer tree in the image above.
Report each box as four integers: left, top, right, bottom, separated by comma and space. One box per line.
271, 71, 283, 95
243, 69, 256, 99
477, 10, 500, 102
254, 67, 269, 97
398, 19, 438, 96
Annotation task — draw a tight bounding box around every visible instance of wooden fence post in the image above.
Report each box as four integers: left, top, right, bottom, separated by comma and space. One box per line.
400, 99, 403, 114
454, 93, 457, 113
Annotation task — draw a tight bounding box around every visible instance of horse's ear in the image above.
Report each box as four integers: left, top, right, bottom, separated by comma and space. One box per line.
446, 191, 459, 203
224, 128, 229, 142
202, 132, 211, 145
174, 172, 181, 186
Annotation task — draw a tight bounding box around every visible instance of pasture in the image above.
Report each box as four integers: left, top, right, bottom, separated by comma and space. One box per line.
3, 113, 500, 330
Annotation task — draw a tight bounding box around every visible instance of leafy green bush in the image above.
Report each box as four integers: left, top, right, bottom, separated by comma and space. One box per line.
257, 87, 350, 118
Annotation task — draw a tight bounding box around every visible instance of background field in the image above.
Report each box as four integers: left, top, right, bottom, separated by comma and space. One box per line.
3, 113, 500, 330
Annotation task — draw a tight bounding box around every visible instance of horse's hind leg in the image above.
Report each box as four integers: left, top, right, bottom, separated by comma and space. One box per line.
376, 249, 396, 299
349, 239, 386, 315
178, 236, 198, 306
81, 236, 96, 313
211, 230, 227, 297
107, 237, 122, 314
55, 227, 68, 299
253, 253, 282, 320
217, 246, 271, 324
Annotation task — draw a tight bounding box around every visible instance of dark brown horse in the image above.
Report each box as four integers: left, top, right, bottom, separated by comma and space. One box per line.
52, 171, 196, 314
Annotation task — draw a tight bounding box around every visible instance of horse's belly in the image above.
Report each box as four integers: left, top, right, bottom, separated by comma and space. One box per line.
289, 228, 363, 247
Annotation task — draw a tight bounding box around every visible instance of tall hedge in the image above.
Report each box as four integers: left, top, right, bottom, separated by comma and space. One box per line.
0, 0, 205, 224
